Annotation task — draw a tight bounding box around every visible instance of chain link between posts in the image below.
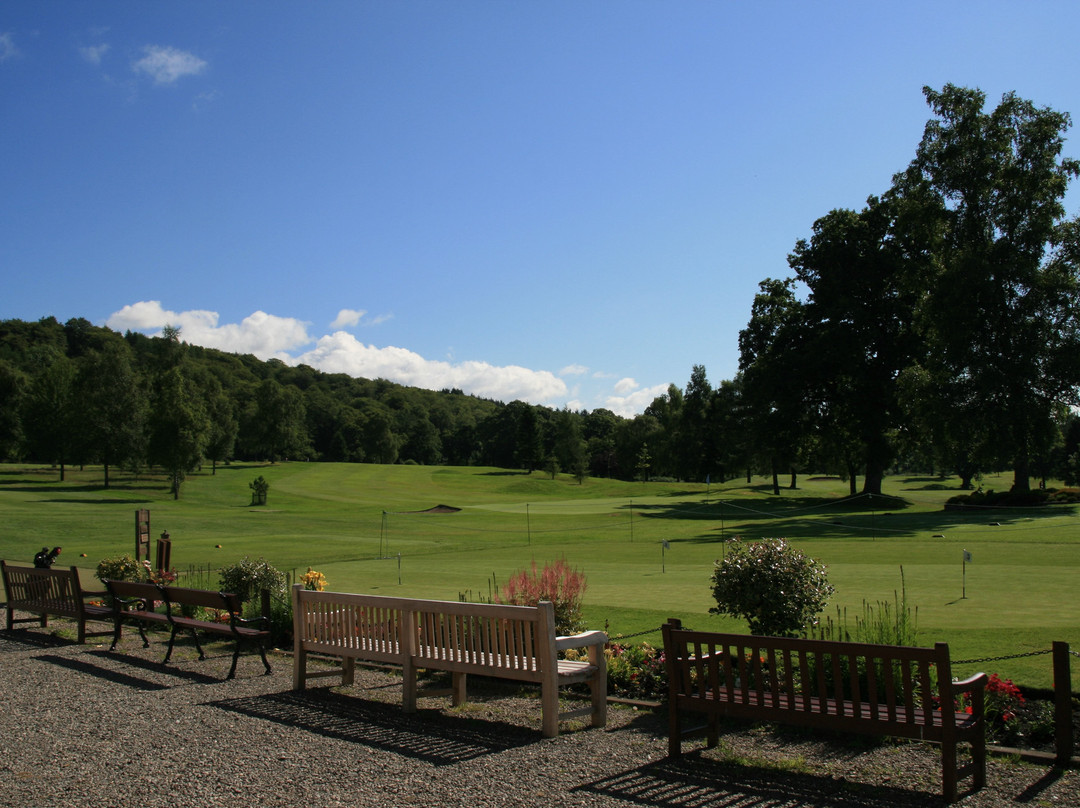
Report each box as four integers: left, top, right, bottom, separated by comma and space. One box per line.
603, 631, 1079, 664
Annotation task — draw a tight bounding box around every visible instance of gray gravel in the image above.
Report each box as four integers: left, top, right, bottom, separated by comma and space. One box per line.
1, 619, 1078, 808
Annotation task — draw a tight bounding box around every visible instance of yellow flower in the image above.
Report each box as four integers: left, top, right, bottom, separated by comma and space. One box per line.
301, 567, 327, 591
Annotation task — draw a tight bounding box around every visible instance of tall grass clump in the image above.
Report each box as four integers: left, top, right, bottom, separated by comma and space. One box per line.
496, 558, 587, 634
808, 567, 918, 647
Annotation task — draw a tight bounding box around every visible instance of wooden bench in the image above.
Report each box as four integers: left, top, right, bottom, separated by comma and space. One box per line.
292, 585, 608, 737
105, 580, 272, 680
662, 620, 988, 802
2, 560, 112, 643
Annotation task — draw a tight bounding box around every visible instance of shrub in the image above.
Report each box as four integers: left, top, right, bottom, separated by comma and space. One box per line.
218, 557, 287, 602
496, 558, 587, 635
710, 537, 834, 637
606, 642, 667, 700
95, 555, 147, 583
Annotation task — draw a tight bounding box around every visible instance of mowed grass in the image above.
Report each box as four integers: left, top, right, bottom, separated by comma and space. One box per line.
1, 462, 1077, 690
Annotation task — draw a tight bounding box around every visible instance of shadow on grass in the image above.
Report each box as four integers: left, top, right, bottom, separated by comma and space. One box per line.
208, 687, 534, 765
623, 490, 1075, 544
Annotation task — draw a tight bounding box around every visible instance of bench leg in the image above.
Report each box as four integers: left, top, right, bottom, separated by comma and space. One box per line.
342, 656, 355, 686
942, 741, 958, 803
165, 626, 202, 663
402, 657, 417, 713
293, 646, 307, 690
541, 679, 559, 738
451, 672, 467, 707
589, 672, 607, 728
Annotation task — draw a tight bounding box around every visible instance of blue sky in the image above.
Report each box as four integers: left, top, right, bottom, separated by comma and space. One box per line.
3, 2, 1080, 416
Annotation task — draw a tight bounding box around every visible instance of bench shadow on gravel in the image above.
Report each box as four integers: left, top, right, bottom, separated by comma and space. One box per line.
0, 628, 77, 652
208, 688, 534, 766
35, 649, 222, 689
572, 753, 949, 808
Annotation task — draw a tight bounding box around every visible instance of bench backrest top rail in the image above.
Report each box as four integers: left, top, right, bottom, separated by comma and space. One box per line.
295, 587, 549, 621
664, 626, 944, 663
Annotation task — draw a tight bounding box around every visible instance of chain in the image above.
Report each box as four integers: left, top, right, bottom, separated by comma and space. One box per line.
609, 625, 664, 642
952, 649, 1054, 665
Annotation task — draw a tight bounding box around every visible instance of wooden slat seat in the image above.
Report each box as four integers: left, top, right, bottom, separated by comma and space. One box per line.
662, 619, 988, 802
292, 585, 608, 737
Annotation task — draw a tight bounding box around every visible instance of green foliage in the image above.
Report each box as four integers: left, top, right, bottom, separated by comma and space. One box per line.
710, 538, 834, 637
95, 554, 147, 583
249, 475, 269, 505
217, 556, 287, 602
605, 641, 667, 700
809, 571, 919, 647
496, 558, 587, 635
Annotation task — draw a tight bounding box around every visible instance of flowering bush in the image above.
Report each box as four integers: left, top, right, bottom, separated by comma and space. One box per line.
496, 558, 587, 635
95, 555, 145, 583
710, 538, 834, 637
301, 567, 328, 591
605, 642, 667, 700
951, 672, 1025, 743
218, 557, 287, 602
564, 640, 668, 701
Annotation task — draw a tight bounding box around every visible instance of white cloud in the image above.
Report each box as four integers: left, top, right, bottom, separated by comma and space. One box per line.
132, 45, 206, 84
330, 309, 365, 329
605, 382, 670, 418
298, 332, 567, 403
613, 377, 638, 395
560, 364, 588, 376
79, 44, 109, 65
106, 302, 568, 405
0, 32, 18, 62
106, 301, 311, 358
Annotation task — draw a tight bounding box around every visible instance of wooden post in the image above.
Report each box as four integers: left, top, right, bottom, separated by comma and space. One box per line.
135, 509, 150, 562
1053, 641, 1073, 764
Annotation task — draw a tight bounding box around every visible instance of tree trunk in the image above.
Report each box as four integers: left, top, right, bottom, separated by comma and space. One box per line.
846, 460, 858, 496
1012, 453, 1031, 493
771, 458, 780, 496
789, 468, 797, 490
103, 462, 110, 489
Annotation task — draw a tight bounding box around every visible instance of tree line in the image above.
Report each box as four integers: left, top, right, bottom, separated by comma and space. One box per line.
2, 86, 1080, 496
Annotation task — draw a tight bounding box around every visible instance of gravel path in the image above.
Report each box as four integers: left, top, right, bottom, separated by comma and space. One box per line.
1, 621, 1077, 808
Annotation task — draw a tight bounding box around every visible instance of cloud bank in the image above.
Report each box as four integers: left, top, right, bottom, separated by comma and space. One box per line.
107, 301, 569, 406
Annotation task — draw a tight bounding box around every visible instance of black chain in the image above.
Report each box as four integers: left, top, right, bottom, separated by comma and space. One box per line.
950, 649, 1054, 665
609, 625, 664, 642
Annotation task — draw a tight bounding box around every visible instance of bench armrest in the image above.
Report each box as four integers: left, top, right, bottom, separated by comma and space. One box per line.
233, 614, 270, 631
555, 630, 607, 651
952, 671, 988, 691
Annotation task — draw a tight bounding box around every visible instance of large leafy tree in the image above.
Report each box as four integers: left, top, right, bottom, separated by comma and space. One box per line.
74, 342, 145, 488
22, 351, 78, 478
738, 278, 812, 495
148, 365, 210, 499
900, 84, 1080, 492
789, 195, 926, 495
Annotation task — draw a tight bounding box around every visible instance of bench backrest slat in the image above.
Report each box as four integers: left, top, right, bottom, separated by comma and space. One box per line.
2, 563, 85, 616
664, 625, 955, 732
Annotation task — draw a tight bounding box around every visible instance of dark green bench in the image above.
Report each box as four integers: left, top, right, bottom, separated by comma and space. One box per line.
106, 579, 272, 680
